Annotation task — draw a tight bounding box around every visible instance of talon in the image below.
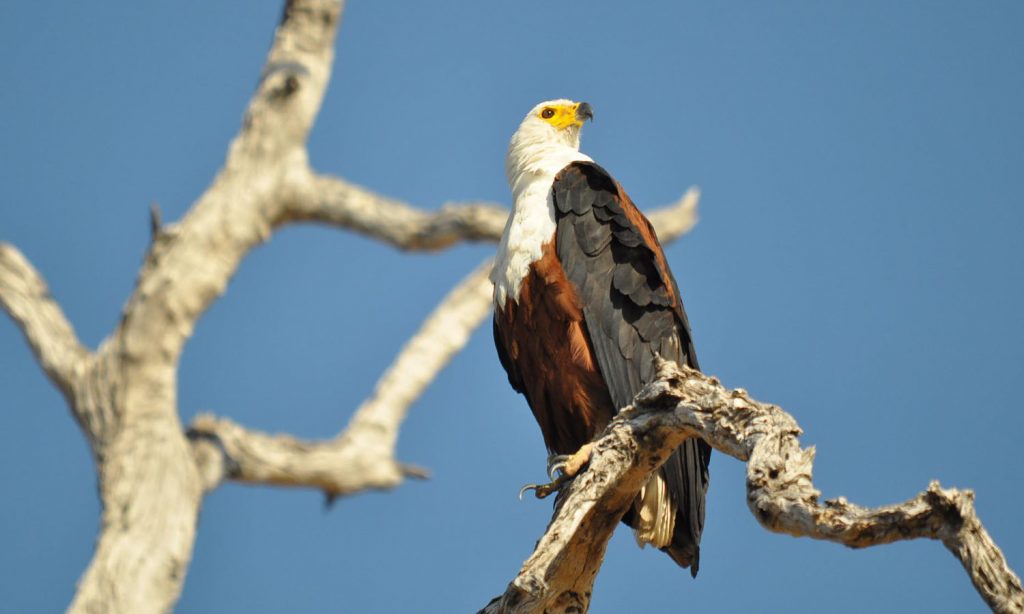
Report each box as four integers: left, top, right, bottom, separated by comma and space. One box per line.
518, 483, 539, 500
554, 443, 595, 479
548, 462, 565, 480
518, 475, 569, 500
547, 454, 570, 480
520, 444, 597, 501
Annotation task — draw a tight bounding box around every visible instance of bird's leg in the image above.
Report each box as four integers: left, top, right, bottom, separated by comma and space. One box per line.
519, 442, 596, 500
548, 442, 595, 479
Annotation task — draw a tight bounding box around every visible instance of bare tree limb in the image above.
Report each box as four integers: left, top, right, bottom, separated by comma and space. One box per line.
6, 0, 1014, 608
281, 173, 700, 251
3, 0, 707, 610
481, 360, 1023, 614
283, 172, 510, 249
187, 414, 428, 496
67, 2, 348, 612
647, 186, 700, 241
0, 243, 88, 398
185, 185, 702, 497
117, 0, 344, 372
183, 173, 699, 491
342, 259, 494, 447
188, 260, 494, 494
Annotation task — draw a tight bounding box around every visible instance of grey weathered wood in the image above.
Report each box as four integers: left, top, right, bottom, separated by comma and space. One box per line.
0, 245, 88, 402
0, 1, 701, 611
480, 361, 1023, 614
186, 260, 495, 495
3, 0, 1014, 608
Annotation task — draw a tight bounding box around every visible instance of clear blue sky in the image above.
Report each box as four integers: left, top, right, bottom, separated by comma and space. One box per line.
2, 1, 1022, 612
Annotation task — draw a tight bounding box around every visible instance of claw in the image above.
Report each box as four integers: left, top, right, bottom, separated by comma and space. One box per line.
547, 454, 571, 480
520, 444, 597, 501
518, 483, 539, 500
518, 474, 570, 500
548, 463, 564, 481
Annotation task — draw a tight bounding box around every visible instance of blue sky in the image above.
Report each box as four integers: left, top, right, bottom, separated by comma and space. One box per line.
1, 1, 1022, 612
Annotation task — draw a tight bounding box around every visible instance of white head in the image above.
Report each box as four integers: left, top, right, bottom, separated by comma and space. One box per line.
505, 99, 594, 191
493, 100, 596, 306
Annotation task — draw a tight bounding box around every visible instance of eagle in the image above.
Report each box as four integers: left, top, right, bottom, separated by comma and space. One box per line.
492, 99, 711, 574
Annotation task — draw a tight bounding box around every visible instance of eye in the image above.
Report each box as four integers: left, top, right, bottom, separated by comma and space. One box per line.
540, 107, 555, 119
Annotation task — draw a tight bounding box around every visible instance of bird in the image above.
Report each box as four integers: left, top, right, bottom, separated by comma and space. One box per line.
491, 99, 711, 575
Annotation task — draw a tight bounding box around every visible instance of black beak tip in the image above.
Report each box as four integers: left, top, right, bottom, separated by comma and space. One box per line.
577, 102, 594, 122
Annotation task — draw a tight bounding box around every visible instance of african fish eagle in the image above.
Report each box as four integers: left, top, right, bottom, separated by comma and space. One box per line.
492, 99, 711, 574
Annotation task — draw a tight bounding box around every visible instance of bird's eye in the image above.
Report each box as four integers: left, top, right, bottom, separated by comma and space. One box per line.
540, 108, 555, 119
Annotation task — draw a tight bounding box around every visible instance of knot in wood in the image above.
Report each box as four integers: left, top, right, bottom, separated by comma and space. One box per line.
263, 62, 309, 101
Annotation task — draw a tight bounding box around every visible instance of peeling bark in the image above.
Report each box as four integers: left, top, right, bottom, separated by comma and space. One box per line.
480, 361, 1023, 614
0, 1, 704, 610
7, 0, 1005, 612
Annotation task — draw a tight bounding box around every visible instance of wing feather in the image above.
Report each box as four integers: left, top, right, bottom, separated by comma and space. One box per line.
552, 161, 711, 573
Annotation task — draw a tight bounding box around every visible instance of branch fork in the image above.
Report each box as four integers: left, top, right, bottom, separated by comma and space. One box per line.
481, 361, 1023, 614
4, 0, 1015, 612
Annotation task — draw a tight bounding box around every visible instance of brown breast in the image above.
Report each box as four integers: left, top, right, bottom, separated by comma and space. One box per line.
493, 240, 615, 455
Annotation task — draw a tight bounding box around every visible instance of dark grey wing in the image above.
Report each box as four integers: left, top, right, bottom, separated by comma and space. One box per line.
552, 161, 711, 575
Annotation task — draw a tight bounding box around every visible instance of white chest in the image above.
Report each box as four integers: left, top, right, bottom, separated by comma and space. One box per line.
493, 144, 592, 308
491, 182, 557, 308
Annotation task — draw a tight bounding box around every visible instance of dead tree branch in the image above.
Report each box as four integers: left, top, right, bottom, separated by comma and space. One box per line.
187, 260, 494, 494
187, 414, 429, 496
0, 243, 89, 399
283, 172, 510, 249
280, 174, 699, 251
184, 187, 700, 499
65, 2, 351, 612
481, 361, 1023, 614
0, 0, 704, 611
5, 0, 1005, 609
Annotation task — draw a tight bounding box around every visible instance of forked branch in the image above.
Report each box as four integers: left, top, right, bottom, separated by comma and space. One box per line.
188, 260, 494, 494
481, 361, 1023, 614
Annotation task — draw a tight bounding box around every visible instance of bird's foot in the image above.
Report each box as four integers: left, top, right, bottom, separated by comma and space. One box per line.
518, 474, 571, 500
548, 442, 595, 479
518, 443, 595, 500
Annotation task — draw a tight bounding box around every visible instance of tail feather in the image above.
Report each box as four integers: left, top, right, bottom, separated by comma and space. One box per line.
632, 473, 675, 549
623, 437, 710, 577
